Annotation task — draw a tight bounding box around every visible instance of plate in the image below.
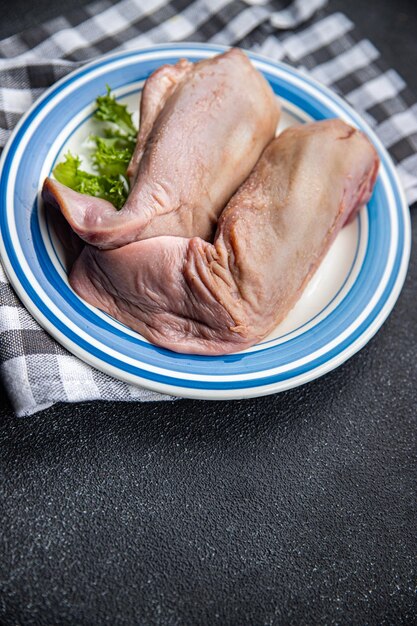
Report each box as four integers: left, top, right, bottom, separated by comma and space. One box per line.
0, 44, 411, 399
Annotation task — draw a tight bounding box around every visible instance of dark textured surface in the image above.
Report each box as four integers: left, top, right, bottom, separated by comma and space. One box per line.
0, 1, 416, 625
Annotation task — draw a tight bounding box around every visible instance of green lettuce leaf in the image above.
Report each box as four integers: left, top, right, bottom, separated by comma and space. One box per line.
91, 136, 134, 177
53, 152, 128, 210
52, 87, 137, 209
94, 85, 137, 138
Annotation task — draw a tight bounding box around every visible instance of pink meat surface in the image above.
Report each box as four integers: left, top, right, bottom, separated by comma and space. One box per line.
43, 49, 279, 249
70, 119, 380, 356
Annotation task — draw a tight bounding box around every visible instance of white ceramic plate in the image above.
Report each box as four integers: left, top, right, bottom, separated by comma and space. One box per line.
0, 44, 411, 399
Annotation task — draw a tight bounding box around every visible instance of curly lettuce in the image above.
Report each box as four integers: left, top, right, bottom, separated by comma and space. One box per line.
53, 86, 137, 210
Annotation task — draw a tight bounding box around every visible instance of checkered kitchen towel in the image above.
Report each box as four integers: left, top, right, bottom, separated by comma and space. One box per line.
1, 0, 416, 416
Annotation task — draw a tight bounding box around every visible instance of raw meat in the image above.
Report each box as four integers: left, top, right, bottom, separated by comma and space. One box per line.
43, 49, 280, 249
69, 119, 379, 356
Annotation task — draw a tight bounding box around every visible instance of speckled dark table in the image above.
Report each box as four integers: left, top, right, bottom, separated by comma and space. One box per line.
0, 1, 416, 624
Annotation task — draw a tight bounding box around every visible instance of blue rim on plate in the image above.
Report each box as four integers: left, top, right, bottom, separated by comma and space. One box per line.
0, 43, 411, 399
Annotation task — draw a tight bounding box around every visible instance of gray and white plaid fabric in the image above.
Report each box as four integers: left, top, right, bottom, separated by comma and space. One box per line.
1, 0, 416, 416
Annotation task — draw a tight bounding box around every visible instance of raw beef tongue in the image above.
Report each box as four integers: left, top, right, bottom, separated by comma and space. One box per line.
70, 119, 379, 356
43, 49, 280, 249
